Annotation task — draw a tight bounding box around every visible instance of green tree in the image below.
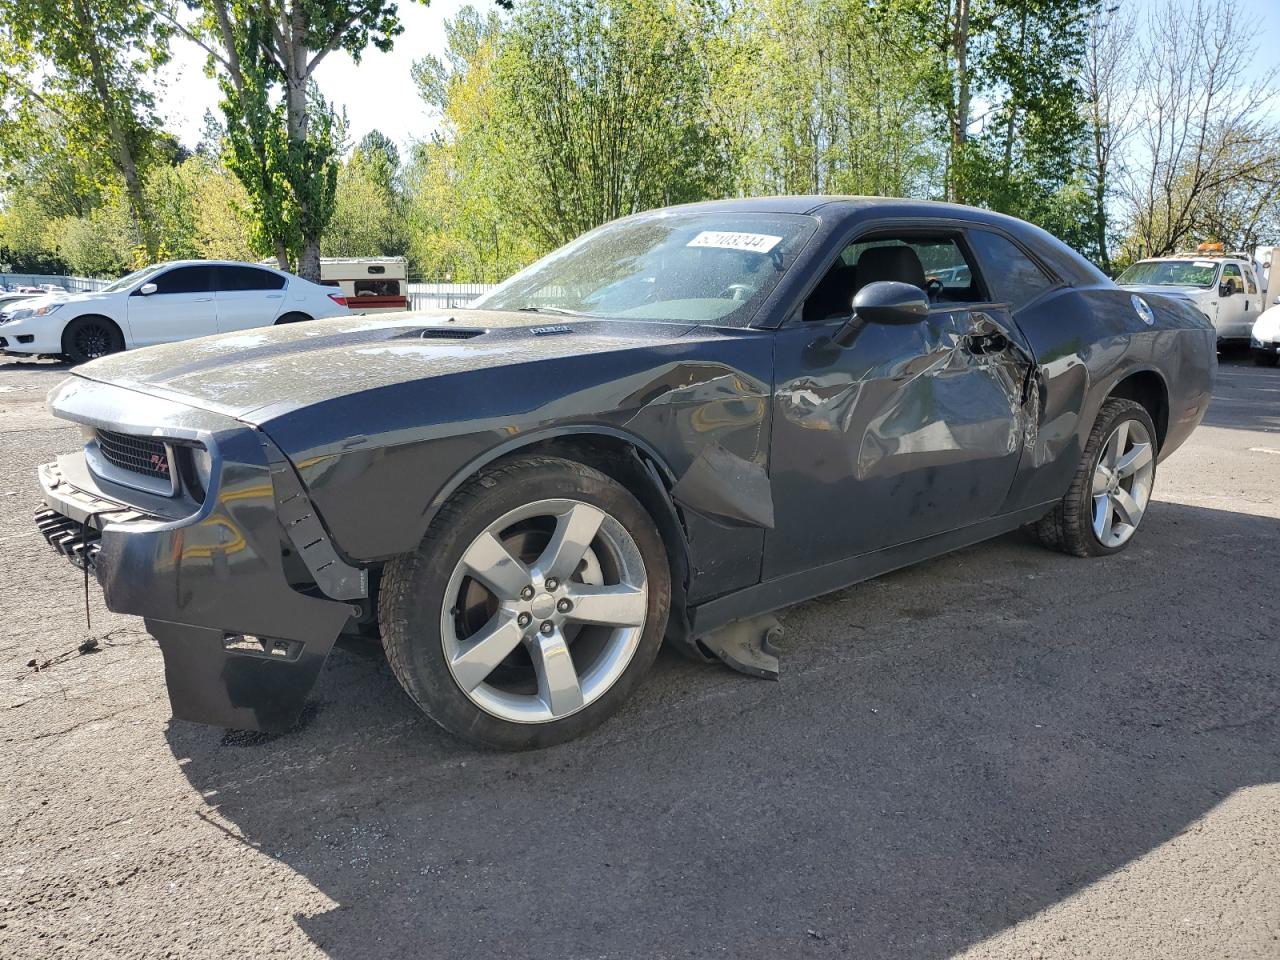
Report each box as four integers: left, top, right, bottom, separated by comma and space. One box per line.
0, 0, 173, 256
724, 0, 940, 198
184, 0, 428, 278
414, 0, 735, 274
324, 151, 397, 257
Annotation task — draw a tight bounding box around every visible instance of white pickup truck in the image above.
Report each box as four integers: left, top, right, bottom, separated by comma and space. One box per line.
1117, 251, 1264, 343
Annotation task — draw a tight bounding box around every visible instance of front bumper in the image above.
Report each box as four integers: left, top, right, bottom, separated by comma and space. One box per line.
36, 378, 364, 732
0, 316, 66, 355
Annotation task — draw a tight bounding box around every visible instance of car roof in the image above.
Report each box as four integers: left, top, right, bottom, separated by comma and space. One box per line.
649, 195, 1038, 225
645, 195, 1108, 287
1132, 255, 1247, 262
159, 259, 288, 272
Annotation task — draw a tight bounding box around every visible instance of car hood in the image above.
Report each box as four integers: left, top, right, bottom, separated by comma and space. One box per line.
1118, 283, 1210, 300
71, 309, 702, 423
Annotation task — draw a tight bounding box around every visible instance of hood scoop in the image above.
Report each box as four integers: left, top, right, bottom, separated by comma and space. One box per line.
400, 326, 486, 341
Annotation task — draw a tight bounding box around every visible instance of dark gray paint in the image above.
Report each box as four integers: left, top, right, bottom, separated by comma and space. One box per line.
36, 197, 1215, 731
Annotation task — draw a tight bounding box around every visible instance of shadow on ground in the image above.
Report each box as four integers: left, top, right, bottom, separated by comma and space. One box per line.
1202, 350, 1280, 432
165, 500, 1280, 959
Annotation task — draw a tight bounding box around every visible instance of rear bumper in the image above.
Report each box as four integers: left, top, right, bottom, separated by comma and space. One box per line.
37, 381, 362, 732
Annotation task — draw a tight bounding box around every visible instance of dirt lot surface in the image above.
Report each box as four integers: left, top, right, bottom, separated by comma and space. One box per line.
1, 352, 1277, 960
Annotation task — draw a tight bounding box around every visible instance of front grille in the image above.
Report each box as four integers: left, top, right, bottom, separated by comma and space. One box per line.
96, 430, 171, 481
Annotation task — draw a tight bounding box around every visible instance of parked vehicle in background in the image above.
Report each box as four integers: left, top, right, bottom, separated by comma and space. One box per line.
34, 197, 1215, 750
1116, 244, 1263, 343
0, 260, 350, 364
319, 257, 408, 313
0, 291, 43, 311
1255, 245, 1278, 309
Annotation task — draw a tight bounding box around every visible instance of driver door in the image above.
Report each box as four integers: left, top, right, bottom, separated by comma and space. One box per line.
763, 230, 1033, 580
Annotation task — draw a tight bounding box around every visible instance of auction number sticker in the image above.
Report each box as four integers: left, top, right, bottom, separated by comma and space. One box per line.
687, 231, 783, 253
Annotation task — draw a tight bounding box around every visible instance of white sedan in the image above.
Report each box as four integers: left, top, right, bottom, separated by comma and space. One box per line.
0, 260, 351, 364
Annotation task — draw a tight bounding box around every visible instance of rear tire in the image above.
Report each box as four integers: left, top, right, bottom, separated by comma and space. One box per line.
275, 312, 313, 325
61, 316, 124, 364
1252, 350, 1278, 367
1033, 398, 1158, 557
379, 456, 671, 750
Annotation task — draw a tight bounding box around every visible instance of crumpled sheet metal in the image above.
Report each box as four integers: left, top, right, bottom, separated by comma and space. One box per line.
671, 442, 774, 528
778, 322, 1035, 484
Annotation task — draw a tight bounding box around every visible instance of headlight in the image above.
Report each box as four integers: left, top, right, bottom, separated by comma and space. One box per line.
7, 302, 61, 321
190, 445, 213, 493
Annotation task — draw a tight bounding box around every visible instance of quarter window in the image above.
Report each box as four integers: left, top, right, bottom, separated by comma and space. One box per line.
216, 266, 286, 291
966, 230, 1055, 310
150, 266, 212, 295
1244, 267, 1258, 295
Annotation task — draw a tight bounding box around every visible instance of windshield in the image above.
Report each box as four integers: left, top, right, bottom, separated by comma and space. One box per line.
471, 211, 817, 323
100, 262, 170, 293
1116, 259, 1217, 288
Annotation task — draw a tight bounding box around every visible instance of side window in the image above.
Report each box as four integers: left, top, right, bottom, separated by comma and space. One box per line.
803, 233, 981, 322
1221, 263, 1243, 293
151, 266, 212, 295
216, 266, 286, 292
966, 230, 1055, 310
1244, 266, 1258, 295
354, 279, 401, 297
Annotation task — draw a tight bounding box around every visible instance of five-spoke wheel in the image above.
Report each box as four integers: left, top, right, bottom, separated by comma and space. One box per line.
1034, 397, 1159, 557
1090, 418, 1155, 548
379, 456, 670, 749
442, 498, 649, 723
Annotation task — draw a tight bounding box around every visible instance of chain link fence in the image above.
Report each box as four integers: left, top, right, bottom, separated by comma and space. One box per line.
406, 283, 497, 311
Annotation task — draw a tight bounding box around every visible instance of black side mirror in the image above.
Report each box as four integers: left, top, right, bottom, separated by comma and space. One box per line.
832, 281, 930, 348
1219, 281, 1234, 298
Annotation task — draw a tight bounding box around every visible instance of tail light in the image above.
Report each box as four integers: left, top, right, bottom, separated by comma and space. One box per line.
328, 293, 348, 307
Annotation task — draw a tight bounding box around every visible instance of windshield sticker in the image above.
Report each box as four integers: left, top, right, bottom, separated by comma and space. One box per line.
687, 231, 783, 254
1194, 260, 1215, 268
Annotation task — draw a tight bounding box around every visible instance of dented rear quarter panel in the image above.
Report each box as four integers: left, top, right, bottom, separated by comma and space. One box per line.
1001, 284, 1215, 512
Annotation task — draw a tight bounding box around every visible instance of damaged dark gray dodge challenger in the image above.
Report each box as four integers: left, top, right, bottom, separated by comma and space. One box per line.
36, 198, 1215, 749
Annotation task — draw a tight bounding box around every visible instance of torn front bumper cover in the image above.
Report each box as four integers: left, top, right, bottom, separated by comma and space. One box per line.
36, 422, 362, 733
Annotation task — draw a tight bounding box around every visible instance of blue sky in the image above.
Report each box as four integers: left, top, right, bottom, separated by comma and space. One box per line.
159, 0, 1280, 154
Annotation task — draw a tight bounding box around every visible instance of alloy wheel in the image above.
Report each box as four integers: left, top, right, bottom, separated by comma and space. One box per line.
1091, 419, 1155, 548
440, 498, 649, 723
75, 323, 112, 360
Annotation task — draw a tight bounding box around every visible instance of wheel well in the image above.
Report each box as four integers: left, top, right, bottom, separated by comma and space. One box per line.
61, 314, 123, 351
275, 311, 313, 324
1107, 370, 1169, 450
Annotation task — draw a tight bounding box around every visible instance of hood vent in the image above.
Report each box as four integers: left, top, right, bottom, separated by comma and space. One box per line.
402, 327, 485, 341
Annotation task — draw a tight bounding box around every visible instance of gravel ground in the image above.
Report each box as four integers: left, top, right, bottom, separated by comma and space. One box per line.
1, 352, 1277, 960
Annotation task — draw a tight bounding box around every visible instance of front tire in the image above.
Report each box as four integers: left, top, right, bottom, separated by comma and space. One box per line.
1033, 398, 1158, 557
379, 456, 671, 750
1253, 350, 1278, 367
61, 316, 124, 364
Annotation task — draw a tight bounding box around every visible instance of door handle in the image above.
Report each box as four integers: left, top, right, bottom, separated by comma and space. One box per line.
266, 294, 283, 299
193, 297, 213, 302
